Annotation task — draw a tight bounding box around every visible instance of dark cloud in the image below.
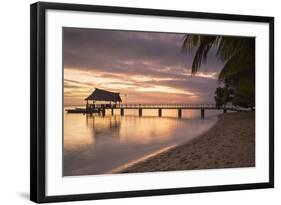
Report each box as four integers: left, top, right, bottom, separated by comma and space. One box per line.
63, 27, 222, 73
63, 27, 225, 104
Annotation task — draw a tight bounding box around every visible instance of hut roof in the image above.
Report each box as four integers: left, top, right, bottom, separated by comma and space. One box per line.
85, 88, 122, 102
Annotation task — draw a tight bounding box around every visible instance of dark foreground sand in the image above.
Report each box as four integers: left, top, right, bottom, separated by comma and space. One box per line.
119, 112, 255, 173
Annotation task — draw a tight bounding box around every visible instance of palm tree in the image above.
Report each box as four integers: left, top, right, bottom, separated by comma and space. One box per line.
182, 34, 255, 108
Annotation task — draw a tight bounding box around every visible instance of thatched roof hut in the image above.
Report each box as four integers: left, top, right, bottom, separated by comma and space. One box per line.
85, 88, 122, 102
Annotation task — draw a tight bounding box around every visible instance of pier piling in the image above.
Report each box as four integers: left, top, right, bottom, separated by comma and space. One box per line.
158, 108, 162, 117
201, 108, 205, 119
120, 108, 124, 116
139, 108, 142, 116
223, 108, 227, 114
178, 109, 182, 118
111, 108, 114, 116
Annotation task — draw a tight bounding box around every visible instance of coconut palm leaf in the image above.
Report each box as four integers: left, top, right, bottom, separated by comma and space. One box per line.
182, 34, 255, 81
182, 35, 218, 73
218, 37, 255, 82
182, 34, 255, 108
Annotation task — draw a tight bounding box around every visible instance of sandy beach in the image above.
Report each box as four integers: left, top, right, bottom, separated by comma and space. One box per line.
118, 112, 255, 173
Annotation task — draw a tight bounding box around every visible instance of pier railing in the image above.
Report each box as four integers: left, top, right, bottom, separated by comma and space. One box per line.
68, 103, 248, 118
90, 103, 240, 118
114, 103, 237, 110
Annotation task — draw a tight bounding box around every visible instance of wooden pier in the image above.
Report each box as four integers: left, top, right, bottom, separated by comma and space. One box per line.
67, 103, 239, 119
71, 88, 246, 119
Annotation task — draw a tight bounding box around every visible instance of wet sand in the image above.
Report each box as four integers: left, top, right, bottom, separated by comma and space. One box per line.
118, 112, 255, 173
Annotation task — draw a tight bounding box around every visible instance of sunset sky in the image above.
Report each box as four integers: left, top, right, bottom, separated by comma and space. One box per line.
63, 27, 223, 106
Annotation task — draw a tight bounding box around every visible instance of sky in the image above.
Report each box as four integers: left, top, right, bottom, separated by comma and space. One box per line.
63, 27, 224, 106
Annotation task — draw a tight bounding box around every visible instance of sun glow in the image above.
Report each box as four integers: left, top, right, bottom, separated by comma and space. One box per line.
183, 71, 218, 79
136, 86, 195, 95
64, 67, 214, 105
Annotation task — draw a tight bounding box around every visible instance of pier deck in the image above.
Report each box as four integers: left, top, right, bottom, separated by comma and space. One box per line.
67, 104, 242, 119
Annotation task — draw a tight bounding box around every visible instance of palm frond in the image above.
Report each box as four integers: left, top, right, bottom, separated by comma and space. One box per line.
182, 34, 255, 83
182, 35, 218, 73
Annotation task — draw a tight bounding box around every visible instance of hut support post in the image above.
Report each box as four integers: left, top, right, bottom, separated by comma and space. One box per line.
178, 109, 182, 118
201, 108, 205, 119
139, 108, 142, 117
223, 108, 227, 114
101, 109, 105, 117
120, 108, 124, 116
158, 108, 162, 117
111, 108, 114, 116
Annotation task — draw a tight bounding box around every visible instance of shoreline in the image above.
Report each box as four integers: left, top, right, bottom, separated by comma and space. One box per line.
108, 145, 177, 174
117, 112, 255, 173
109, 116, 218, 174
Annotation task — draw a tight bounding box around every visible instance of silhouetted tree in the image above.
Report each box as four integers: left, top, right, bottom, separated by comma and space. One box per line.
214, 86, 233, 108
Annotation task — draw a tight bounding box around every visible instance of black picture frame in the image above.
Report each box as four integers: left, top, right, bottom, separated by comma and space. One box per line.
30, 1, 274, 203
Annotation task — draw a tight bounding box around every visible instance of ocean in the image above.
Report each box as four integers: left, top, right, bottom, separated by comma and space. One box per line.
63, 107, 221, 176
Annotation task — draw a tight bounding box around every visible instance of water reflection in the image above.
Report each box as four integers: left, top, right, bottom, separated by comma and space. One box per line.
63, 109, 219, 176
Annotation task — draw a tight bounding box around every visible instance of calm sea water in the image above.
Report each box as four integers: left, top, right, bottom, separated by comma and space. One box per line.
63, 107, 221, 176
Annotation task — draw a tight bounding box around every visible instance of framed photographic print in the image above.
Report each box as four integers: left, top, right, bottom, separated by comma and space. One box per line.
30, 2, 274, 203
